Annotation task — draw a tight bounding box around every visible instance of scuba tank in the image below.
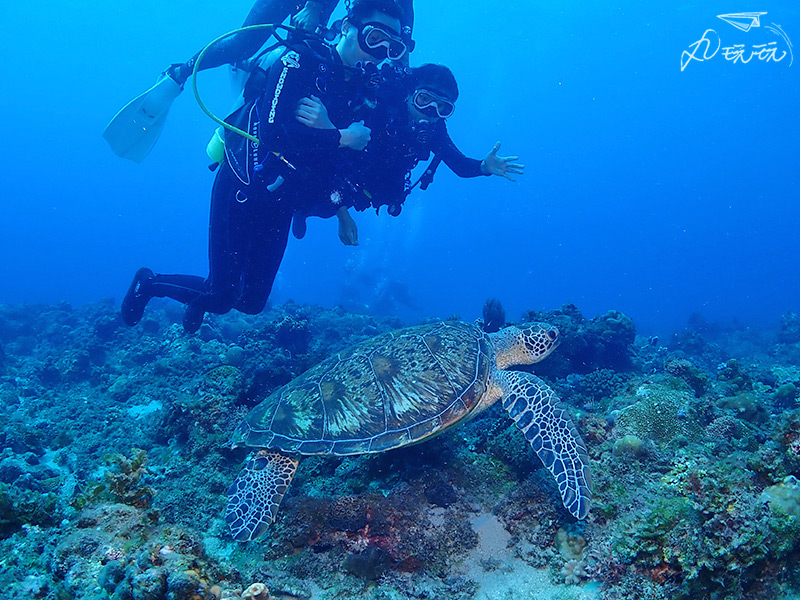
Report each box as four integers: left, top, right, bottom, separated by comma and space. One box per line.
206, 127, 226, 167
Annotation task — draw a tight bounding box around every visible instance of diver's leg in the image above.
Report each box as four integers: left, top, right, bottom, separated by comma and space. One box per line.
183, 165, 257, 331
234, 198, 293, 314
121, 267, 156, 326
147, 274, 207, 303
121, 270, 210, 325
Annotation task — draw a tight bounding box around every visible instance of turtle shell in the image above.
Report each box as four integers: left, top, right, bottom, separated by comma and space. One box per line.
230, 321, 494, 456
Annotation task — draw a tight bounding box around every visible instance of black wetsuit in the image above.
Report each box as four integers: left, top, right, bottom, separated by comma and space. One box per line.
147, 40, 377, 317
334, 70, 487, 218
372, 117, 486, 212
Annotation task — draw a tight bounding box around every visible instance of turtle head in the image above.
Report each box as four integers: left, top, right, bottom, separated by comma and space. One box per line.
491, 322, 559, 370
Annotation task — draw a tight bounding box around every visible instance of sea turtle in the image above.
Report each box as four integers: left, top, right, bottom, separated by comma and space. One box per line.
226, 320, 592, 541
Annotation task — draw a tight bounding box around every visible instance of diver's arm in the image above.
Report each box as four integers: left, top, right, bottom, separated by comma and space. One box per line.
295, 95, 336, 129
262, 49, 345, 151
337, 207, 359, 246
435, 123, 488, 178
293, 1, 339, 29
294, 96, 370, 150
317, 0, 340, 27
169, 0, 301, 85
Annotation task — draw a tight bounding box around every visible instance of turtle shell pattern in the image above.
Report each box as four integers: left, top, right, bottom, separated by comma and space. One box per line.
231, 321, 493, 456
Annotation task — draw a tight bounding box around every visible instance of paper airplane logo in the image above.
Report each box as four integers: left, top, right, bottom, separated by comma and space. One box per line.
717, 12, 768, 32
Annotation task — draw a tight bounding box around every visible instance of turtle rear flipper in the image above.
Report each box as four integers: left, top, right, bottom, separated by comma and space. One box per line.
496, 371, 592, 519
226, 450, 299, 541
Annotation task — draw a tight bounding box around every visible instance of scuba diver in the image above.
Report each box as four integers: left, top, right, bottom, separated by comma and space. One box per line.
104, 0, 414, 162
290, 62, 524, 238
121, 0, 409, 332
367, 62, 525, 215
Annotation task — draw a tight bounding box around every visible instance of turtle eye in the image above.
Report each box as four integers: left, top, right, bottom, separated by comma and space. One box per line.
547, 329, 558, 341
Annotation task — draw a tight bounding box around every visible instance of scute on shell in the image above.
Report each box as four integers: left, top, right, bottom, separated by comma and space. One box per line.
231, 322, 493, 455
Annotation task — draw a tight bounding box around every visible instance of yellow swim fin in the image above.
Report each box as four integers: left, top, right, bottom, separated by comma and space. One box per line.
103, 73, 183, 163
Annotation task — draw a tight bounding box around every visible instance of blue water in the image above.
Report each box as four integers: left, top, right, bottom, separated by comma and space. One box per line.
1, 0, 798, 334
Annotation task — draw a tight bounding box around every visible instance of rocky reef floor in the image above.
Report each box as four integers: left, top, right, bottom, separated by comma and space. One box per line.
1, 299, 799, 600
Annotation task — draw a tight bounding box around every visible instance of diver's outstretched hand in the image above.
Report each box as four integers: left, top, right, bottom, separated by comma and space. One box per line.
295, 95, 334, 130
337, 207, 359, 246
481, 142, 525, 181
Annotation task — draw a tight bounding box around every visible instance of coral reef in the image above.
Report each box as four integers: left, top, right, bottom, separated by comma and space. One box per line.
0, 300, 798, 600
523, 304, 637, 376
615, 387, 702, 445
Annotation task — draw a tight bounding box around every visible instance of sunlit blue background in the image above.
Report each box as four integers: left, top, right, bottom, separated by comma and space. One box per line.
1, 1, 798, 334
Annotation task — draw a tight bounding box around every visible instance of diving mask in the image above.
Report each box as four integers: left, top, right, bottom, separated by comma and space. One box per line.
353, 21, 407, 61
412, 89, 456, 119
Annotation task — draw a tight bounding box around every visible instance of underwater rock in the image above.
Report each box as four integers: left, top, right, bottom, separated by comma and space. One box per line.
109, 375, 135, 401
612, 434, 647, 458
572, 368, 630, 406
201, 365, 245, 404
778, 312, 800, 344
718, 392, 769, 425
327, 496, 369, 532
244, 358, 294, 402
705, 415, 743, 441
0, 481, 59, 538
774, 382, 799, 407
424, 477, 458, 507
761, 475, 800, 518
664, 357, 710, 396
98, 560, 126, 593
587, 310, 636, 368
717, 358, 753, 392
480, 298, 506, 333
272, 313, 311, 355
523, 304, 635, 375
223, 345, 246, 367
131, 569, 167, 600
342, 546, 392, 580
166, 569, 207, 600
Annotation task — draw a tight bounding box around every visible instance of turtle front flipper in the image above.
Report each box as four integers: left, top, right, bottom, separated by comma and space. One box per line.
226, 450, 299, 541
495, 370, 592, 519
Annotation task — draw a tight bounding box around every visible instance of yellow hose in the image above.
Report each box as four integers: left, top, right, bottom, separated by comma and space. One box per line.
191, 24, 285, 144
